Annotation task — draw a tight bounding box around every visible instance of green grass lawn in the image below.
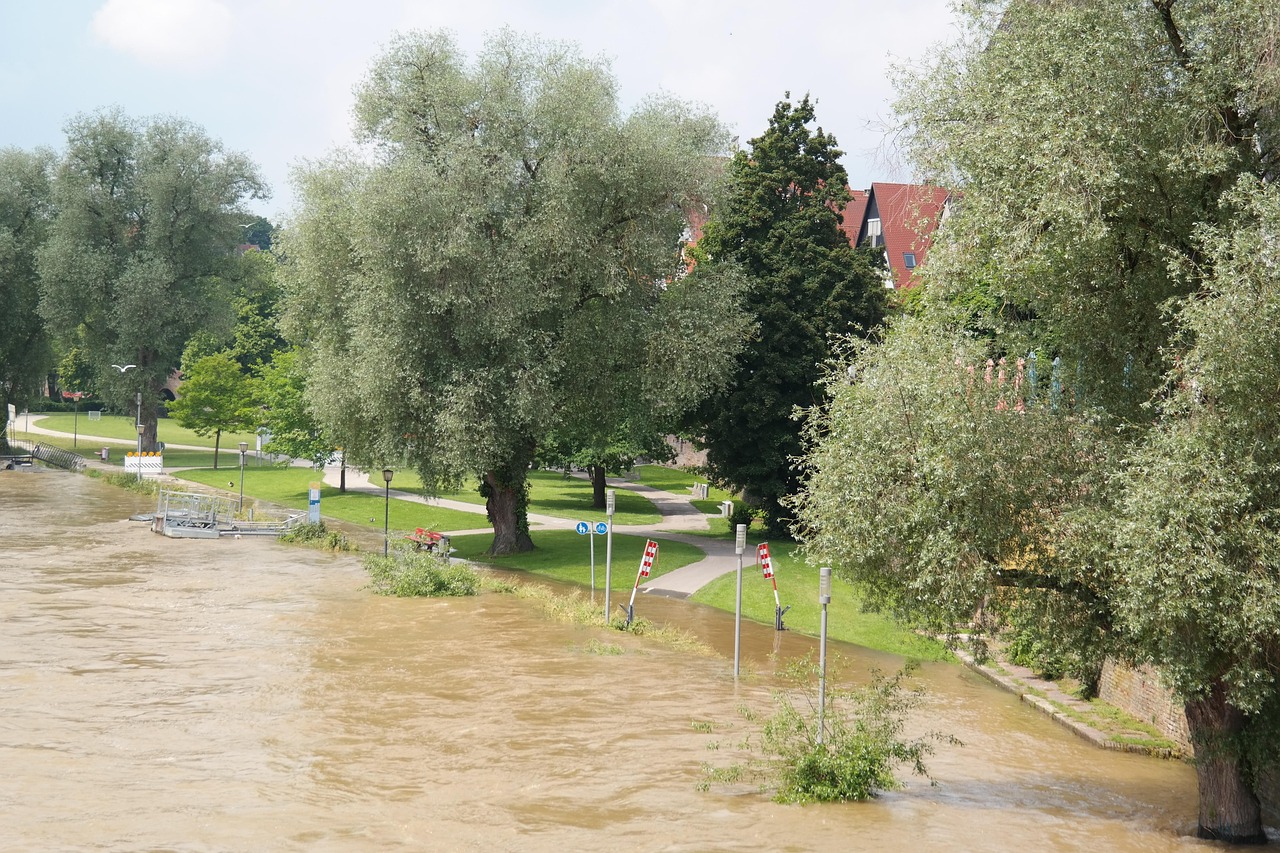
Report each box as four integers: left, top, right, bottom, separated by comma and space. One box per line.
175, 466, 490, 533
29, 412, 258, 449
11, 428, 258, 472
392, 469, 662, 525
691, 542, 950, 661
450, 528, 703, 586
632, 463, 735, 511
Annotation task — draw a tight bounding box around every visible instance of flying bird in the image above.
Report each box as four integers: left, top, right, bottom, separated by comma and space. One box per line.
111, 364, 136, 372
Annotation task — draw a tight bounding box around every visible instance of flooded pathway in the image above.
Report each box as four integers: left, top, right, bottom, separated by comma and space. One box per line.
0, 471, 1207, 851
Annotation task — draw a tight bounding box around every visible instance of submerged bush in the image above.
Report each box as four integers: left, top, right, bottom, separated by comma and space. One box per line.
278, 521, 351, 552
364, 549, 479, 597
700, 659, 959, 803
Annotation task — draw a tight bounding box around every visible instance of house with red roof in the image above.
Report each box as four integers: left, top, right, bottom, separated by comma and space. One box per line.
840, 182, 951, 290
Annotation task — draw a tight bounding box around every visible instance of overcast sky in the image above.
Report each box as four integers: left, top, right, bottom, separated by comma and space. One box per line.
1, 0, 958, 220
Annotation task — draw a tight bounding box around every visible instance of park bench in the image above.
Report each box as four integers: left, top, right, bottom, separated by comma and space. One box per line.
406, 528, 444, 552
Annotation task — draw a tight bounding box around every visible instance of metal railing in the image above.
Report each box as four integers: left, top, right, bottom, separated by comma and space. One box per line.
31, 442, 87, 471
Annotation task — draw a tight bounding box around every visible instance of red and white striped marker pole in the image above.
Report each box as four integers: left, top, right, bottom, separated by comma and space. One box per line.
758, 542, 788, 630
625, 539, 658, 626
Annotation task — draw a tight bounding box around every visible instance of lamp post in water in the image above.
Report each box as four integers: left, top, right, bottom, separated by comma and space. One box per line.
734, 523, 746, 678
382, 468, 394, 557
817, 567, 832, 745
604, 489, 615, 622
134, 392, 143, 482
238, 441, 248, 512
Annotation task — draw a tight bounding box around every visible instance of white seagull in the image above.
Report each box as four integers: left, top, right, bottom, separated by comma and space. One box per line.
111, 364, 136, 372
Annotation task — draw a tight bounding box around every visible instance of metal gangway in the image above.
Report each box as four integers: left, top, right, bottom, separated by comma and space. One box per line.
2, 439, 84, 471
152, 488, 305, 539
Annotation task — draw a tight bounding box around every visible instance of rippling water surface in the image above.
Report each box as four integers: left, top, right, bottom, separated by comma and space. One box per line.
0, 471, 1204, 851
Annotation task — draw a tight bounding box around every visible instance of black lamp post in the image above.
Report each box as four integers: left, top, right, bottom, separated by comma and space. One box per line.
382, 468, 394, 557
134, 421, 145, 482
238, 441, 249, 511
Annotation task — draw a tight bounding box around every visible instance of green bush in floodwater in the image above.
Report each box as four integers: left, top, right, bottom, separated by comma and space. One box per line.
699, 659, 959, 803
278, 521, 351, 552
364, 549, 479, 597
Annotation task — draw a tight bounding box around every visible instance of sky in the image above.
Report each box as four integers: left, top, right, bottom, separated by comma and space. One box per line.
0, 0, 958, 221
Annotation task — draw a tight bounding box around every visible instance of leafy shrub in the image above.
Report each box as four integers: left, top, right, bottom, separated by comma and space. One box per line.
364, 549, 479, 597
279, 521, 351, 552
700, 659, 959, 802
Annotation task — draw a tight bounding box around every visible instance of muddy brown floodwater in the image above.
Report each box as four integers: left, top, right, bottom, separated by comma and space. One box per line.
1, 470, 1212, 851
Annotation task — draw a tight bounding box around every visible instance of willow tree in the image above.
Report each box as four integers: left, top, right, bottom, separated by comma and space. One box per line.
0, 148, 54, 454
37, 110, 266, 450
793, 0, 1280, 843
281, 30, 744, 554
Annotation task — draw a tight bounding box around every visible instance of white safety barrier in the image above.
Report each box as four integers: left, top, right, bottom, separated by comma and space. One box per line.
124, 453, 164, 476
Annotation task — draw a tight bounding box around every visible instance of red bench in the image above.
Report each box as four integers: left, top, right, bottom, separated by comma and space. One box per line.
406, 528, 443, 551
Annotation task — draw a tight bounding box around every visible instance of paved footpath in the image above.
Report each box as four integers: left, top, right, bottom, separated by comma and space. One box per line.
18, 413, 749, 597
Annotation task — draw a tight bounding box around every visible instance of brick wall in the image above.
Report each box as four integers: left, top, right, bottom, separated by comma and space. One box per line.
1099, 660, 1278, 822
1097, 660, 1190, 751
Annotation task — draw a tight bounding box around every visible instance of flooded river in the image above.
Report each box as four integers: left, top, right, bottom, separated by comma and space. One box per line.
1, 471, 1210, 851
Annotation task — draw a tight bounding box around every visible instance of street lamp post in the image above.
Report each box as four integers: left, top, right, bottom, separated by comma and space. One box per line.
238, 441, 249, 512
734, 523, 746, 678
69, 392, 82, 448
817, 567, 832, 745
134, 422, 145, 482
382, 468, 394, 557
604, 489, 615, 622
134, 391, 143, 482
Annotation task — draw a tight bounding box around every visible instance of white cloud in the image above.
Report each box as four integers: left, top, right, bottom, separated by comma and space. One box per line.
91, 0, 234, 71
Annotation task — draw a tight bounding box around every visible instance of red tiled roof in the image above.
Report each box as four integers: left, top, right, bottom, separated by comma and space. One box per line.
867, 182, 949, 290
837, 189, 869, 247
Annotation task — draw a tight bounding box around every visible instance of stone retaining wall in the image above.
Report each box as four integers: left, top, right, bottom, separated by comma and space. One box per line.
1098, 660, 1278, 821
1097, 660, 1190, 750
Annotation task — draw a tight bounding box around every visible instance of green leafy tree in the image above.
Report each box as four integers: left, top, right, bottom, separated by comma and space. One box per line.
687, 95, 886, 536
167, 351, 256, 468
538, 262, 749, 507
0, 147, 55, 452
254, 348, 336, 468
37, 109, 266, 450
794, 1, 1280, 842
281, 30, 743, 554
226, 247, 286, 371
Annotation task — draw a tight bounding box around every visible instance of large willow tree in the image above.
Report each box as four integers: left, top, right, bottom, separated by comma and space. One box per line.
0, 148, 54, 453
281, 30, 744, 554
38, 110, 265, 449
794, 0, 1280, 843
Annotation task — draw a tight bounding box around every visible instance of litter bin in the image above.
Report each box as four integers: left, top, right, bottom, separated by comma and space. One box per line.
100, 447, 109, 461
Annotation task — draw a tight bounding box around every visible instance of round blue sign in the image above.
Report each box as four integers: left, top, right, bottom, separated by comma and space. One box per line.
595, 522, 608, 535
575, 521, 589, 535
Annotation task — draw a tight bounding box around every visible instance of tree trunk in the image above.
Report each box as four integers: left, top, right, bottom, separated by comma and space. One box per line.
484, 468, 534, 555
340, 456, 346, 493
589, 464, 607, 509
213, 428, 221, 470
0, 388, 10, 455
1184, 680, 1267, 844
142, 416, 158, 455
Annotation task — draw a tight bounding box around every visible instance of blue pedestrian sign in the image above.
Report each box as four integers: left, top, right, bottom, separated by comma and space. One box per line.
595, 522, 608, 535
575, 521, 590, 535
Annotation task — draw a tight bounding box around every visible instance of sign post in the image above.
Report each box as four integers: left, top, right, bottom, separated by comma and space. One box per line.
576, 521, 604, 592
625, 539, 658, 626
308, 483, 321, 524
